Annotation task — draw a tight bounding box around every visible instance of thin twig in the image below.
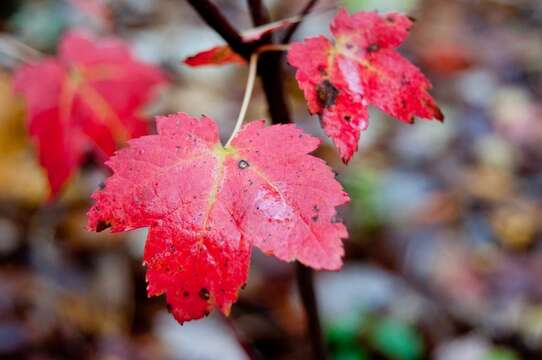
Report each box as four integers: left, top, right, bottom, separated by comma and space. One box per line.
243, 10, 333, 43
241, 15, 302, 40
225, 52, 259, 147
186, 0, 250, 59
281, 0, 320, 44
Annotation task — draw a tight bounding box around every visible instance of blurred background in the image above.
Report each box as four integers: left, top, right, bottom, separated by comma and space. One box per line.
1, 0, 542, 359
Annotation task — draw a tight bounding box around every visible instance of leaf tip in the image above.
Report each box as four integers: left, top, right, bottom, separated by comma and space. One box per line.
434, 106, 445, 122
95, 219, 112, 232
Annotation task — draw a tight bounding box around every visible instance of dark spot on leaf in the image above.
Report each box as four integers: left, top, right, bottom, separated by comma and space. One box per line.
96, 220, 111, 232
238, 160, 249, 169
311, 215, 319, 222
204, 310, 210, 317
241, 283, 247, 290
344, 115, 351, 122
183, 291, 189, 298
367, 43, 380, 53
317, 80, 339, 109
317, 64, 326, 75
199, 288, 210, 300
313, 204, 320, 212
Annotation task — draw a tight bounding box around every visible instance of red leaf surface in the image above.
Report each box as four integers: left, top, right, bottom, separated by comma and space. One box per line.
87, 113, 348, 323
183, 17, 295, 67
13, 30, 165, 197
288, 9, 444, 163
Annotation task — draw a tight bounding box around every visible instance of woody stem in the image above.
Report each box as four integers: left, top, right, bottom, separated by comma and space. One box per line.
186, 1, 327, 359
247, 2, 328, 360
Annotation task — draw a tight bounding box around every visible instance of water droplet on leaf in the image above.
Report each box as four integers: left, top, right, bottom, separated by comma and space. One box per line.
238, 160, 249, 169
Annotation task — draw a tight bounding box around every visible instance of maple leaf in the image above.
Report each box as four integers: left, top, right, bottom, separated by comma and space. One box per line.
87, 113, 348, 323
287, 9, 444, 163
183, 17, 295, 67
13, 30, 166, 197
184, 46, 244, 67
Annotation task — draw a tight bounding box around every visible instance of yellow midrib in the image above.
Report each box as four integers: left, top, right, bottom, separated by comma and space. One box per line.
58, 65, 131, 145
326, 36, 387, 82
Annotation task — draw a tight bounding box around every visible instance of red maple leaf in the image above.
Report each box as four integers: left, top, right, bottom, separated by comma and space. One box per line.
13, 30, 166, 197
87, 113, 348, 323
287, 9, 444, 163
184, 46, 244, 67
183, 17, 296, 67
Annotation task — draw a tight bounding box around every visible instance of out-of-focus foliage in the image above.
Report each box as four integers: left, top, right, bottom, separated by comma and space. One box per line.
10, 0, 68, 50
342, 0, 418, 13
0, 71, 47, 203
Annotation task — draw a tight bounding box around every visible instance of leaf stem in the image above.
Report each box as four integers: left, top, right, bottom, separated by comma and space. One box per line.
225, 51, 259, 147
224, 44, 289, 147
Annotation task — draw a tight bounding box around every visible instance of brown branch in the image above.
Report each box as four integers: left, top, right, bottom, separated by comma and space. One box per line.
247, 2, 328, 359
185, 0, 251, 59
295, 263, 328, 360
246, 0, 271, 26
186, 1, 328, 358
281, 0, 319, 43
246, 0, 272, 46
